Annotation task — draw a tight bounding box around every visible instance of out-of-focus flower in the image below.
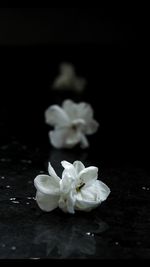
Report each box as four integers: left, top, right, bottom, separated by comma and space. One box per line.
45, 99, 99, 149
34, 160, 110, 214
52, 63, 86, 92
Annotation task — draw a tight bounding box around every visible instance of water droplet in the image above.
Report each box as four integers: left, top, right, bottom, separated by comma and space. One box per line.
142, 186, 149, 191
27, 197, 35, 200
12, 201, 19, 204
11, 246, 16, 250
86, 232, 90, 236
86, 232, 94, 236
39, 170, 45, 174
10, 198, 16, 201
1, 176, 5, 179
6, 185, 10, 188
2, 244, 6, 248
115, 242, 119, 245
26, 202, 30, 205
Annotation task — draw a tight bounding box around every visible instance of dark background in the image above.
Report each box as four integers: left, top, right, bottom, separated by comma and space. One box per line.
1, 7, 150, 260
0, 7, 146, 167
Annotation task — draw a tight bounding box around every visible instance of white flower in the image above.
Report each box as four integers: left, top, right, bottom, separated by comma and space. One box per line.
52, 63, 86, 92
34, 161, 110, 214
45, 99, 99, 149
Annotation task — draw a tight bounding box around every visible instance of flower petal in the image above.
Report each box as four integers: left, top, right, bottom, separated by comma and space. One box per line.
49, 127, 81, 149
80, 134, 89, 149
59, 190, 76, 214
75, 180, 110, 211
73, 161, 85, 175
75, 193, 99, 211
77, 102, 94, 122
61, 160, 73, 169
62, 99, 78, 120
34, 175, 60, 195
36, 191, 59, 212
48, 162, 60, 183
78, 166, 98, 185
96, 180, 111, 201
66, 190, 76, 214
45, 105, 70, 127
62, 100, 94, 123
85, 120, 99, 135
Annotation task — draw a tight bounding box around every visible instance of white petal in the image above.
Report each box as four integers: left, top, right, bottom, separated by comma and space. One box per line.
34, 175, 60, 195
78, 166, 98, 185
73, 161, 85, 175
62, 99, 78, 120
84, 180, 110, 202
85, 120, 99, 135
48, 162, 60, 183
59, 190, 76, 214
80, 134, 89, 149
65, 129, 81, 147
66, 190, 76, 214
60, 175, 73, 195
75, 180, 110, 211
75, 193, 99, 211
61, 160, 73, 169
61, 160, 77, 181
49, 127, 81, 149
45, 105, 70, 127
53, 75, 73, 89
49, 128, 69, 149
36, 191, 59, 212
96, 180, 111, 201
60, 63, 75, 76
77, 102, 94, 122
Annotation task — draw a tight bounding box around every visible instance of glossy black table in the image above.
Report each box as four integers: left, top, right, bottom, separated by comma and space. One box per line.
0, 139, 150, 259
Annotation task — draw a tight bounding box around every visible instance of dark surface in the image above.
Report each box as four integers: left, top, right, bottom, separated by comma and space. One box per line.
0, 141, 150, 259
0, 7, 149, 260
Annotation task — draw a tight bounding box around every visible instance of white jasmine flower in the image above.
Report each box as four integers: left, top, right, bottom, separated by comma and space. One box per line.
34, 161, 110, 214
45, 99, 99, 149
52, 63, 86, 92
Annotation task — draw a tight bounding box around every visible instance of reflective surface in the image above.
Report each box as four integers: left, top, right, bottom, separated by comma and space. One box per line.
0, 140, 150, 259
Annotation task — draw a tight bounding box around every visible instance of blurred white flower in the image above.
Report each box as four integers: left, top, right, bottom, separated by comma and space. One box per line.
52, 63, 86, 92
34, 161, 110, 214
45, 99, 99, 149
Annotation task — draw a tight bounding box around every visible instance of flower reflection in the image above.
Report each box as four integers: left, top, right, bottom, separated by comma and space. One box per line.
33, 215, 108, 258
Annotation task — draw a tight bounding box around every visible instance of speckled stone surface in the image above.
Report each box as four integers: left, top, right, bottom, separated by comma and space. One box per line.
0, 140, 150, 259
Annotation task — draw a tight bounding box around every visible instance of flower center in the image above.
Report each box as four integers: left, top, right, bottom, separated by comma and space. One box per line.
76, 183, 85, 192
71, 124, 77, 131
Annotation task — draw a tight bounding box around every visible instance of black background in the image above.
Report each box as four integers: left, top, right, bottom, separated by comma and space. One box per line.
0, 7, 146, 167
1, 7, 150, 261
